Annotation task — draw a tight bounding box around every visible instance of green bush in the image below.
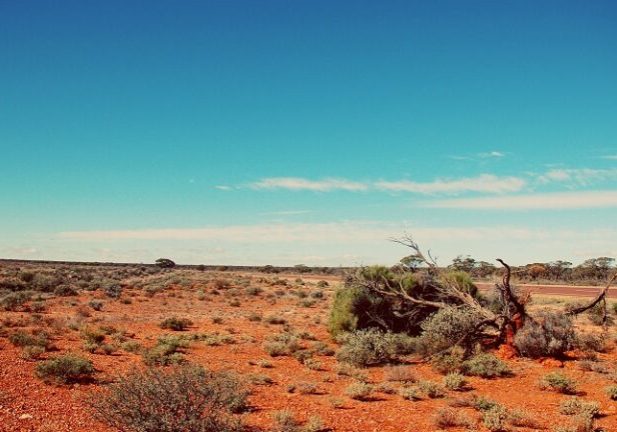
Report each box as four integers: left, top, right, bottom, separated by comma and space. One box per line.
335, 329, 414, 367
539, 372, 577, 394
88, 365, 246, 432
514, 311, 577, 358
0, 291, 32, 311
461, 354, 510, 378
559, 397, 599, 417
417, 306, 483, 355
443, 372, 468, 391
345, 382, 374, 401
35, 354, 94, 384
159, 317, 193, 331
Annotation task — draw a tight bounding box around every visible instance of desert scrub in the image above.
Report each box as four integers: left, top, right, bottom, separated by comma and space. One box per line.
35, 354, 94, 384
263, 333, 301, 357
399, 386, 422, 401
461, 353, 511, 378
605, 385, 617, 400
20, 345, 45, 361
431, 346, 465, 374
88, 300, 104, 311
559, 397, 600, 417
159, 317, 192, 331
345, 382, 374, 401
142, 337, 188, 366
433, 407, 470, 428
9, 330, 50, 349
540, 372, 577, 394
419, 380, 446, 398
271, 410, 300, 432
514, 310, 577, 358
88, 365, 247, 432
384, 365, 416, 382
443, 372, 468, 391
482, 405, 508, 432
0, 291, 32, 311
264, 315, 287, 325
335, 328, 414, 367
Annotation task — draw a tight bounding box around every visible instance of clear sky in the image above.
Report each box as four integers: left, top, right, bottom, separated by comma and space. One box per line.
1, 1, 616, 266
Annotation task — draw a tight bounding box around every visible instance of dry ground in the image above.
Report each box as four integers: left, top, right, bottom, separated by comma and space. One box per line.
1, 265, 617, 432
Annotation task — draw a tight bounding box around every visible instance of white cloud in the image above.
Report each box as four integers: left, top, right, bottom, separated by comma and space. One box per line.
538, 168, 617, 185
601, 155, 617, 160
426, 190, 617, 210
478, 151, 505, 158
375, 174, 525, 194
250, 177, 368, 192
259, 210, 311, 216
250, 174, 525, 195
215, 185, 232, 191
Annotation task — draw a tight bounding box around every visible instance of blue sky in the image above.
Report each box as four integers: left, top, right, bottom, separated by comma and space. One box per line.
1, 1, 616, 266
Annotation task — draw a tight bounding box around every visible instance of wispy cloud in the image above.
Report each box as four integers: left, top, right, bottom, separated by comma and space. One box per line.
601, 155, 617, 160
249, 174, 525, 195
214, 185, 233, 191
478, 151, 505, 158
376, 174, 525, 195
250, 177, 368, 192
426, 190, 617, 210
537, 168, 617, 185
259, 210, 311, 216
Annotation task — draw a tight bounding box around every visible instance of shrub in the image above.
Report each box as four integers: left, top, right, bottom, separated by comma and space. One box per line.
54, 285, 78, 296
461, 354, 510, 378
159, 317, 193, 331
263, 334, 300, 357
559, 397, 600, 417
35, 354, 94, 384
417, 306, 483, 355
514, 311, 577, 358
433, 407, 469, 428
431, 346, 465, 374
418, 380, 446, 398
576, 332, 609, 353
142, 338, 187, 366
9, 330, 50, 349
605, 385, 617, 400
384, 365, 416, 382
0, 291, 32, 311
89, 300, 104, 311
539, 372, 577, 394
482, 405, 508, 432
345, 382, 374, 401
443, 373, 468, 391
335, 329, 414, 367
21, 345, 45, 361
271, 410, 299, 432
399, 386, 422, 401
88, 365, 246, 432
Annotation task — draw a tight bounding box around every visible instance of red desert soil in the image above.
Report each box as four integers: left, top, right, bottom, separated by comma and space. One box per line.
1, 269, 616, 432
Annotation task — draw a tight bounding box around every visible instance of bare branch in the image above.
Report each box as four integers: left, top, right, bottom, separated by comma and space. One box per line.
567, 272, 617, 316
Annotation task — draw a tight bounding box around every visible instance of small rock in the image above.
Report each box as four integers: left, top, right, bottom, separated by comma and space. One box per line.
19, 414, 33, 420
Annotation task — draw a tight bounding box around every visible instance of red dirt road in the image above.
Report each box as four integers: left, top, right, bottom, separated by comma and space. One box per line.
476, 282, 615, 298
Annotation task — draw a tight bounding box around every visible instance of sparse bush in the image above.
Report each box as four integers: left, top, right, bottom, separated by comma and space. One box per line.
431, 346, 465, 374
271, 410, 299, 432
159, 317, 193, 331
335, 328, 414, 367
54, 285, 78, 296
35, 354, 94, 384
384, 365, 416, 382
514, 310, 577, 358
605, 385, 617, 400
89, 300, 104, 311
417, 306, 483, 355
419, 380, 446, 398
461, 353, 510, 378
399, 386, 421, 401
88, 365, 246, 432
540, 372, 577, 394
345, 382, 374, 401
433, 407, 469, 428
21, 345, 45, 361
142, 337, 187, 366
482, 405, 508, 432
1, 291, 32, 311
443, 372, 468, 391
559, 397, 600, 417
576, 332, 609, 353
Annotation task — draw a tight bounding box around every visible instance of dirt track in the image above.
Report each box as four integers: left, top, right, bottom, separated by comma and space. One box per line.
475, 282, 615, 298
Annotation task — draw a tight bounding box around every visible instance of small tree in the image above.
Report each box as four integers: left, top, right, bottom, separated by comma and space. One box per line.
155, 258, 176, 268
